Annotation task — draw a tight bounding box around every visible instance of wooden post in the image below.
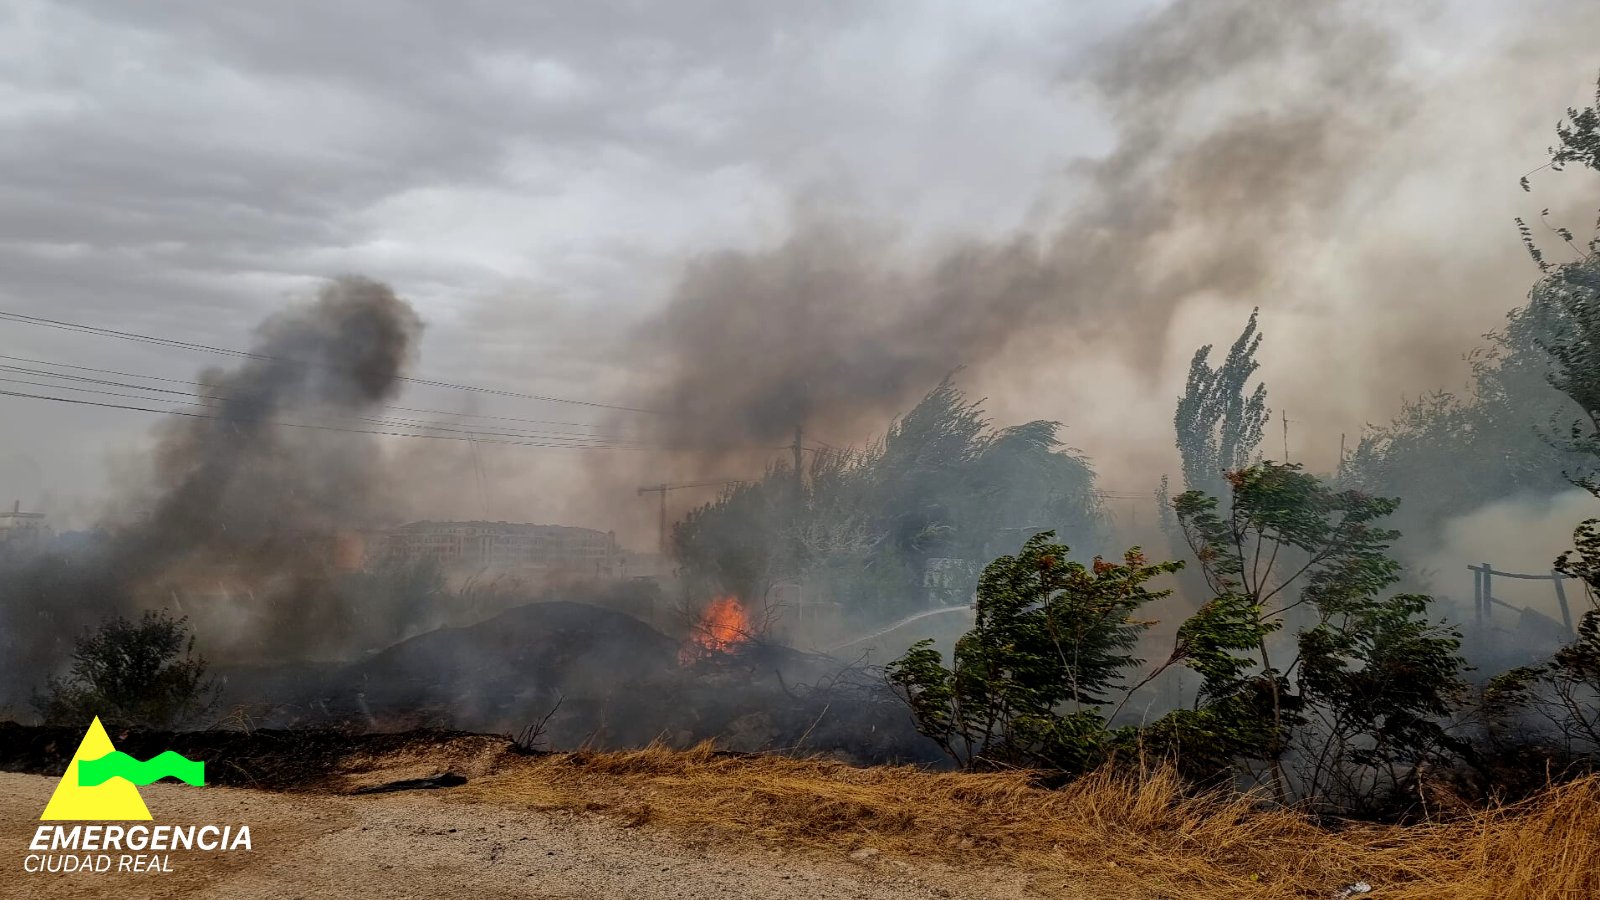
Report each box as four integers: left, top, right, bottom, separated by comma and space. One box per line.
1481, 562, 1493, 623
1471, 564, 1483, 624
1552, 569, 1574, 635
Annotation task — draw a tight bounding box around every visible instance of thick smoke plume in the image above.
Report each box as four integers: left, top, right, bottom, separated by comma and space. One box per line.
1421, 489, 1600, 618
579, 0, 1597, 546
1, 277, 419, 693
120, 276, 417, 580
623, 0, 1403, 465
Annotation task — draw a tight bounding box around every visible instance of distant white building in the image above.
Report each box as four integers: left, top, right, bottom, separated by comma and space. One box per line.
373, 520, 638, 580
0, 500, 50, 551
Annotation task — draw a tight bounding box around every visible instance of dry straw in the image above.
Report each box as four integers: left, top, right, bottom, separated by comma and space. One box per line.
452, 743, 1599, 899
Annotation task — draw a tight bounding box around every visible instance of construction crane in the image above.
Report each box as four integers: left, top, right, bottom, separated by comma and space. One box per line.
637, 480, 745, 554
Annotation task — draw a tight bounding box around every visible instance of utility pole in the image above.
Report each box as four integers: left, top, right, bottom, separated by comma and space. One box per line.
470, 439, 490, 520
792, 425, 804, 498
636, 480, 747, 556
654, 486, 667, 554
790, 425, 806, 589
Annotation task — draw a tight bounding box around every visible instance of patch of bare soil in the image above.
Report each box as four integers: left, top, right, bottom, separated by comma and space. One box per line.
4, 729, 1595, 899
0, 773, 1052, 900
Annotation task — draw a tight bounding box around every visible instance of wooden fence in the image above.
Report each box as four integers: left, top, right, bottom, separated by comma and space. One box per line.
1467, 562, 1576, 635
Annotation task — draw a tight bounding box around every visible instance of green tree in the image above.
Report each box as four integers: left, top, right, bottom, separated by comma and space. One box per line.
1174, 308, 1269, 497
1159, 464, 1465, 806
886, 532, 1181, 772
1339, 298, 1583, 546
1467, 73, 1600, 784
36, 610, 216, 729
1343, 78, 1600, 551
1296, 593, 1467, 810
673, 476, 787, 603
1520, 77, 1600, 757
673, 377, 1107, 619
1482, 613, 1600, 765
1515, 71, 1600, 417
1550, 74, 1600, 181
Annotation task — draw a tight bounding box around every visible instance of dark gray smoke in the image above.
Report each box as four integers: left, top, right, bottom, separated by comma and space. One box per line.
623, 0, 1402, 464
0, 277, 420, 693
118, 275, 417, 580
568, 0, 1600, 552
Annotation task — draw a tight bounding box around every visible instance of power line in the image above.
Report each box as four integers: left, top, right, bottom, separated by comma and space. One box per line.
0, 352, 816, 457
0, 354, 622, 431
0, 383, 649, 448
0, 364, 646, 445
0, 308, 659, 414
0, 388, 652, 450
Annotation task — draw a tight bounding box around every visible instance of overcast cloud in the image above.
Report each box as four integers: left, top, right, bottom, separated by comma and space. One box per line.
1, 0, 1597, 544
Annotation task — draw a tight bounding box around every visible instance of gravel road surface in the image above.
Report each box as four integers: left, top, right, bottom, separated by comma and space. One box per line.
0, 772, 1055, 899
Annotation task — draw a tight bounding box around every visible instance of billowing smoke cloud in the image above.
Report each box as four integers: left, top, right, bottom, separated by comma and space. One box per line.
620, 0, 1404, 466
117, 276, 418, 581
1418, 488, 1600, 669
0, 277, 420, 691
1422, 489, 1600, 612
574, 0, 1597, 546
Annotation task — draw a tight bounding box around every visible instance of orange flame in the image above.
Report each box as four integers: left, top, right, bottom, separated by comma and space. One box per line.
681, 595, 751, 663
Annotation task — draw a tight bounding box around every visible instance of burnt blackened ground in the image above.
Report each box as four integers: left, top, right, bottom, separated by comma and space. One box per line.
236, 600, 942, 765
0, 722, 506, 790
14, 601, 942, 774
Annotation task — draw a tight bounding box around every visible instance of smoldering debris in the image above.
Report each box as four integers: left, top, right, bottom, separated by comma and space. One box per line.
215, 600, 935, 765
0, 720, 501, 791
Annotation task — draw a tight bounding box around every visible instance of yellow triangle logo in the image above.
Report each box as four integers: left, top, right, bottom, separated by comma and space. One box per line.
40, 717, 152, 821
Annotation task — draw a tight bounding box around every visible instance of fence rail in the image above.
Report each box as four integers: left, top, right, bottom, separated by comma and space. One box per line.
1468, 562, 1574, 634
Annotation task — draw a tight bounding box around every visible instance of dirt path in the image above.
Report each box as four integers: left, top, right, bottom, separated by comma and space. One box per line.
0, 773, 1052, 900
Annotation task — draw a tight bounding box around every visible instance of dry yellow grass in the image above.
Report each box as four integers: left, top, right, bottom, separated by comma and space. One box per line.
451, 744, 1599, 900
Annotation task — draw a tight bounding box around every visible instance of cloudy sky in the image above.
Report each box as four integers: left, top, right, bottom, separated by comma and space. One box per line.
1, 0, 1597, 543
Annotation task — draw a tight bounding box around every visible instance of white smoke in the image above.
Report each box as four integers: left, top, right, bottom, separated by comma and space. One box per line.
1421, 488, 1600, 627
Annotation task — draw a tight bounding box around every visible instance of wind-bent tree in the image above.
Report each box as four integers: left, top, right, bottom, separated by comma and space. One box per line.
1529, 76, 1600, 584
1550, 74, 1600, 182
1150, 464, 1464, 808
1339, 300, 1582, 543
1504, 240, 1600, 778
890, 469, 1463, 811
1174, 309, 1270, 497
1461, 74, 1600, 784
674, 377, 1107, 619
887, 532, 1181, 772
1339, 79, 1600, 545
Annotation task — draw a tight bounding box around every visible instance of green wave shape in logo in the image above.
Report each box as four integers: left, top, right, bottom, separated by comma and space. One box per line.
78, 750, 206, 787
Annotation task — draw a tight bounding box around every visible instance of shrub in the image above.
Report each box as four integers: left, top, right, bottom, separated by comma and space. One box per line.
35, 610, 216, 729
886, 531, 1181, 771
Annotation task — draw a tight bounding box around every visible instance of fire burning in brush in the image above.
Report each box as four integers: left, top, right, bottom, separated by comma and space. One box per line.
680, 595, 751, 663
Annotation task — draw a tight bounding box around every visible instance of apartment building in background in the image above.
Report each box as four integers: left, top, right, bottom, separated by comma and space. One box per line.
372, 520, 660, 582
0, 500, 50, 553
